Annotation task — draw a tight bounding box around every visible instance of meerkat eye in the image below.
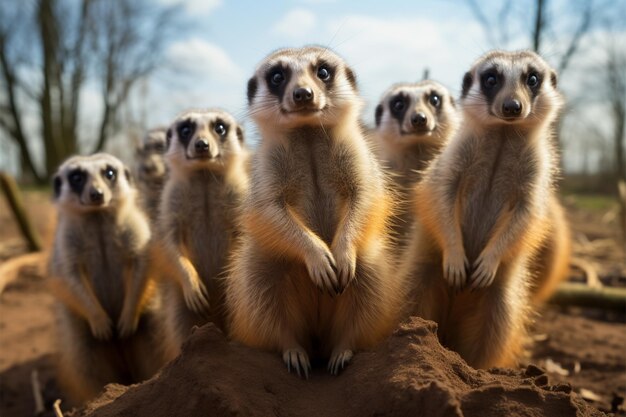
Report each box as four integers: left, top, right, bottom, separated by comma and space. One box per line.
317, 65, 331, 81
214, 122, 227, 137
104, 166, 117, 181
179, 124, 192, 140
527, 73, 539, 87
482, 73, 498, 88
68, 170, 85, 187
391, 98, 405, 114
429, 94, 441, 107
271, 70, 285, 85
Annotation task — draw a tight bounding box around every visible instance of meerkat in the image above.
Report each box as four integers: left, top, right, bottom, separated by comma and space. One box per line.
156, 109, 249, 360
400, 50, 569, 369
226, 46, 402, 377
48, 153, 164, 404
372, 81, 460, 245
135, 127, 168, 224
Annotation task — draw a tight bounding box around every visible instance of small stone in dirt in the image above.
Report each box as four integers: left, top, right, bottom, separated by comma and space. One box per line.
550, 383, 572, 394
534, 374, 549, 387
611, 392, 624, 413
524, 364, 546, 377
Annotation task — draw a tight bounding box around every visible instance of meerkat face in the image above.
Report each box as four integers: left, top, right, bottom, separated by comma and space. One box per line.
136, 127, 168, 182
460, 50, 562, 127
374, 81, 457, 146
246, 45, 361, 130
53, 153, 134, 213
165, 109, 245, 174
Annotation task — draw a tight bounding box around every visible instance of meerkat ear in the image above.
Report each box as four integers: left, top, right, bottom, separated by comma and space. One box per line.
53, 174, 62, 199
236, 126, 245, 143
449, 95, 457, 108
166, 128, 172, 150
345, 66, 357, 90
124, 167, 133, 184
247, 77, 258, 105
461, 71, 473, 98
374, 104, 383, 127
550, 70, 558, 88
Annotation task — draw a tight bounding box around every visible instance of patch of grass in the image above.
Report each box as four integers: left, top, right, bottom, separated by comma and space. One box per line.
562, 193, 618, 212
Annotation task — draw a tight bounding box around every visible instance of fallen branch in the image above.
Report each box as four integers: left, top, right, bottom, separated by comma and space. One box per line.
31, 369, 44, 416
0, 171, 42, 252
53, 399, 64, 417
549, 282, 626, 311
569, 257, 601, 288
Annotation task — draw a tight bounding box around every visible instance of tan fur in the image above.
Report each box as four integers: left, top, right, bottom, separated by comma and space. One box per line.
48, 153, 164, 404
226, 46, 402, 376
401, 50, 568, 369
372, 81, 460, 247
155, 109, 249, 361
134, 127, 168, 224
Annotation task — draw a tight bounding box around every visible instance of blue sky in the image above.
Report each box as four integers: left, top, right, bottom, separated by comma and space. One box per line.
2, 0, 625, 174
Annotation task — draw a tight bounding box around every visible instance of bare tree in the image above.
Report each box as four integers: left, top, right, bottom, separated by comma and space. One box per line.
465, 0, 598, 74
0, 0, 179, 183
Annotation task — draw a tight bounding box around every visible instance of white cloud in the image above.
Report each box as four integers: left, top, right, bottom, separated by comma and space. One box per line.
272, 9, 317, 39
157, 0, 222, 16
166, 38, 244, 83
322, 15, 487, 120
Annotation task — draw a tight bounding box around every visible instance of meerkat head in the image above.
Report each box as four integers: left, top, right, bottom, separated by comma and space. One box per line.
246, 45, 361, 132
164, 109, 245, 175
460, 50, 562, 128
374, 80, 458, 147
53, 153, 134, 213
136, 127, 168, 182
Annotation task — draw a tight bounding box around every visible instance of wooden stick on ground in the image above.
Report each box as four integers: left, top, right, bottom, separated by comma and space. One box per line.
53, 399, 64, 417
30, 369, 45, 416
0, 172, 43, 252
550, 283, 626, 312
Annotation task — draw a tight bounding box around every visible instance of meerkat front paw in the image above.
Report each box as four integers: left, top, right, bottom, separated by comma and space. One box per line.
182, 278, 210, 313
442, 248, 469, 290
305, 242, 338, 295
117, 308, 139, 338
331, 242, 357, 293
470, 251, 499, 289
89, 311, 113, 340
282, 347, 311, 379
328, 348, 354, 375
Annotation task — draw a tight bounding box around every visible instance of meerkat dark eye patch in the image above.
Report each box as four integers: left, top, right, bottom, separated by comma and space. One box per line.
525, 68, 543, 97
314, 61, 334, 86
429, 91, 441, 108
177, 119, 196, 147
480, 69, 502, 104
389, 93, 409, 124
67, 169, 86, 195
103, 165, 117, 183
212, 118, 228, 139
265, 64, 291, 101
374, 104, 383, 127
53, 175, 62, 199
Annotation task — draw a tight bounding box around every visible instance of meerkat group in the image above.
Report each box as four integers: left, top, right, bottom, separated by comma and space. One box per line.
47, 45, 570, 402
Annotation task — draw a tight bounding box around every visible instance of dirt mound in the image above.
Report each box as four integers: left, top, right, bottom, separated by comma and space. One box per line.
72, 317, 605, 417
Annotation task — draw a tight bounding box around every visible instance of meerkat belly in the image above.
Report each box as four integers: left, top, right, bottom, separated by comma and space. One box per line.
84, 218, 127, 321
289, 135, 341, 245
460, 136, 531, 261
185, 177, 231, 288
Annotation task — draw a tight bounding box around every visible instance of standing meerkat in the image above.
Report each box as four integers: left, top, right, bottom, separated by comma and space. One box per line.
226, 46, 402, 377
135, 127, 168, 224
372, 81, 460, 245
156, 109, 249, 359
401, 50, 569, 368
49, 153, 163, 403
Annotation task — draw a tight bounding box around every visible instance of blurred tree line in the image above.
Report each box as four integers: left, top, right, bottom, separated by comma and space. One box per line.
0, 0, 180, 183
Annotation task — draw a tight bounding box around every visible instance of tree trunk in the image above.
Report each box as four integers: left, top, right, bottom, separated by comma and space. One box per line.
532, 0, 545, 53
0, 172, 43, 252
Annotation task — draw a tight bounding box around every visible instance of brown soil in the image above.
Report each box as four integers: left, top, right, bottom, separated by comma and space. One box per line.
0, 191, 624, 417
